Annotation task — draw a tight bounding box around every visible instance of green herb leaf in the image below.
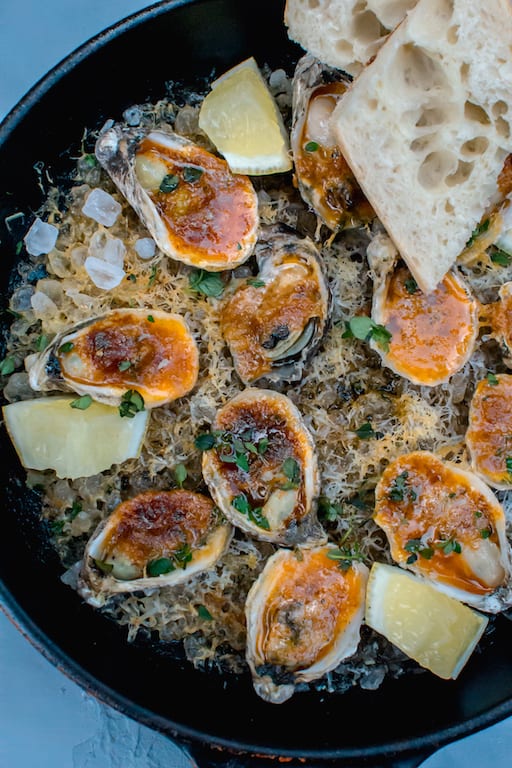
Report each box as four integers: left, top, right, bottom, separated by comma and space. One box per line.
174, 463, 187, 488
249, 506, 270, 530
147, 557, 175, 576
257, 437, 269, 454
148, 265, 158, 287
491, 248, 512, 266
437, 538, 462, 555
147, 315, 155, 323
355, 422, 376, 439
36, 333, 50, 351
159, 174, 179, 193
281, 457, 301, 489
118, 389, 145, 418
118, 360, 132, 372
59, 341, 74, 354
318, 496, 343, 521
305, 141, 319, 152
197, 604, 213, 620
49, 519, 65, 535
189, 269, 224, 298
173, 543, 193, 568
183, 166, 203, 183
0, 357, 15, 375
235, 453, 250, 472
507, 456, 512, 477
404, 538, 434, 560
404, 278, 418, 294
388, 471, 417, 502
480, 528, 492, 539
195, 432, 217, 451
466, 218, 490, 248
326, 546, 363, 571
232, 493, 250, 516
246, 278, 265, 288
70, 394, 93, 410
342, 315, 392, 352
67, 500, 82, 520
487, 372, 499, 386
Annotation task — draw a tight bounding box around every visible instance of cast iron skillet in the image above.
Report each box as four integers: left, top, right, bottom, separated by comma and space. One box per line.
2, 1, 512, 766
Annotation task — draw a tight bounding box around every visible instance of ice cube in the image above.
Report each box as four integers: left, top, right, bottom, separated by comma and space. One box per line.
23, 217, 59, 256
135, 237, 156, 260
82, 188, 122, 227
31, 290, 58, 318
84, 256, 125, 290
89, 230, 126, 267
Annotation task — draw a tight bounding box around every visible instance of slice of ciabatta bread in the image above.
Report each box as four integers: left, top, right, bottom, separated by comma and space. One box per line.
284, 0, 418, 75
330, 0, 512, 293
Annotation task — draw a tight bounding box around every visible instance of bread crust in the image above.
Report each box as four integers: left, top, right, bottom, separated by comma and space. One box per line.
330, 0, 512, 293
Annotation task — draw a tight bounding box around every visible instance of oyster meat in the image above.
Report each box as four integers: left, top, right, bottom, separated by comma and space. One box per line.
374, 451, 512, 612
201, 388, 325, 546
220, 224, 330, 385
79, 489, 232, 603
95, 125, 259, 271
466, 373, 512, 490
291, 54, 374, 231
26, 308, 199, 408
245, 545, 368, 703
367, 234, 479, 386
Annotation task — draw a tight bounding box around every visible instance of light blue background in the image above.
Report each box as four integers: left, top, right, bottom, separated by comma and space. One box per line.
2, 2, 512, 766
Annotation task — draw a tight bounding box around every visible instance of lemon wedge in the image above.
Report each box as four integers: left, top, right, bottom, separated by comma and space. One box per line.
198, 57, 292, 175
3, 396, 149, 480
365, 562, 489, 680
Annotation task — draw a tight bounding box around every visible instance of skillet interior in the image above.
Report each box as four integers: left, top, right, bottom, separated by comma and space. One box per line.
1, 0, 512, 763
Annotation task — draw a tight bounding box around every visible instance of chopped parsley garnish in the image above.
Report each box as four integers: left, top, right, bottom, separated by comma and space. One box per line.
232, 493, 270, 530
118, 360, 132, 372
59, 341, 74, 354
480, 528, 492, 539
327, 545, 364, 571
147, 315, 155, 323
189, 268, 224, 298
318, 496, 343, 522
159, 174, 179, 193
94, 559, 114, 575
487, 372, 499, 386
404, 278, 418, 294
466, 218, 490, 248
491, 248, 512, 267
305, 141, 319, 152
173, 463, 187, 488
195, 432, 217, 451
246, 278, 266, 288
148, 264, 159, 287
36, 333, 50, 351
437, 538, 462, 555
0, 357, 15, 376
281, 457, 301, 489
388, 471, 417, 502
355, 422, 383, 440
147, 557, 175, 576
70, 394, 93, 410
118, 389, 145, 418
404, 538, 434, 564
183, 166, 203, 183
342, 315, 392, 352
67, 500, 82, 519
197, 604, 213, 621
507, 456, 512, 477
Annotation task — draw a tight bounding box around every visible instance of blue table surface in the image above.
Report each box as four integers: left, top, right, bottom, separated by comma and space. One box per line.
2, 2, 512, 766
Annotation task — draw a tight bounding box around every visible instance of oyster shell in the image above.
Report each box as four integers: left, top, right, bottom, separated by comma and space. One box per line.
245, 545, 368, 703
291, 54, 374, 231
220, 224, 330, 385
374, 451, 512, 613
466, 373, 512, 490
95, 125, 259, 270
367, 234, 479, 386
26, 308, 199, 408
201, 388, 325, 546
78, 489, 232, 604
489, 281, 512, 367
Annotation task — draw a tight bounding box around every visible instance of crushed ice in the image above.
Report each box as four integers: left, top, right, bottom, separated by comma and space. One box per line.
82, 188, 122, 227
134, 237, 156, 260
23, 217, 58, 256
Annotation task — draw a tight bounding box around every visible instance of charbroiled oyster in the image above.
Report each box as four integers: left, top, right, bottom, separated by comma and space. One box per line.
466, 374, 512, 490
26, 308, 199, 408
95, 125, 259, 270
245, 545, 368, 703
291, 54, 374, 231
79, 489, 232, 604
220, 224, 330, 385
201, 388, 325, 546
367, 234, 479, 386
374, 451, 512, 613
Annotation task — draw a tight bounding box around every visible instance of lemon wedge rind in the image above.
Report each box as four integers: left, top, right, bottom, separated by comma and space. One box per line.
3, 396, 150, 480
365, 562, 489, 680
